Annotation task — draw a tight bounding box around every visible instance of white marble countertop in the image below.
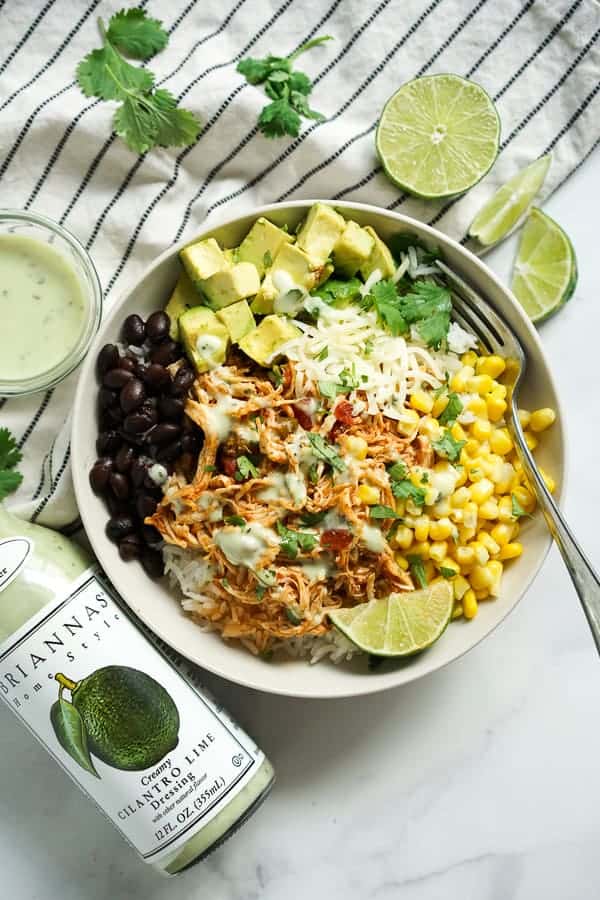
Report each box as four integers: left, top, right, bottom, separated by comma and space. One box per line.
2, 153, 600, 900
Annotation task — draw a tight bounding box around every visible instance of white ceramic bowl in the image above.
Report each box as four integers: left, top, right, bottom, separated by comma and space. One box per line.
72, 201, 564, 699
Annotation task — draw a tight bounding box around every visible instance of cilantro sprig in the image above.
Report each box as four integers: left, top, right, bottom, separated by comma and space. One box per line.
76, 10, 201, 154
237, 36, 332, 138
387, 459, 426, 507
438, 392, 463, 426
362, 278, 452, 348
307, 433, 346, 472
432, 429, 465, 463
407, 554, 428, 589
277, 522, 318, 559
0, 428, 23, 501
235, 455, 260, 482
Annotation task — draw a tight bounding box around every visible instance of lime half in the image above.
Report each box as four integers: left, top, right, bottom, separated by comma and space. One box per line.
376, 74, 500, 199
469, 154, 552, 246
511, 207, 577, 323
328, 582, 453, 657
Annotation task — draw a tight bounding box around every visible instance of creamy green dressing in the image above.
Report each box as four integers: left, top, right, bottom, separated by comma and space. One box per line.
0, 234, 87, 380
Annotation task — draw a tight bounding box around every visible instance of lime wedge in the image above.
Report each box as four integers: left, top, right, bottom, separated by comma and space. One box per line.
511, 207, 577, 323
469, 154, 552, 246
328, 582, 453, 657
376, 74, 500, 199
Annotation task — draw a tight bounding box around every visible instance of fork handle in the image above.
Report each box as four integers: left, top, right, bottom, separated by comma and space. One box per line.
511, 411, 600, 653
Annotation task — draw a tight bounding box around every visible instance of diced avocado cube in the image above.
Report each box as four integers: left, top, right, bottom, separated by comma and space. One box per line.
223, 248, 238, 265
165, 271, 200, 340
272, 243, 323, 290
201, 262, 261, 310
237, 217, 293, 278
251, 274, 276, 315
333, 220, 375, 277
360, 226, 396, 280
238, 315, 300, 367
296, 203, 346, 263
179, 306, 230, 373
216, 300, 256, 343
180, 238, 226, 286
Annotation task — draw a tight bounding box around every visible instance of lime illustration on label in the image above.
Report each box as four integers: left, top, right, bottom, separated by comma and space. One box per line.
50, 665, 180, 777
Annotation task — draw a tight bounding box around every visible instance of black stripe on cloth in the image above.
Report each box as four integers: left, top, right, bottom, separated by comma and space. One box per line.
32, 446, 70, 522
275, 0, 489, 203
171, 0, 430, 246
24, 0, 206, 210
0, 0, 102, 112
101, 0, 344, 294
544, 83, 600, 154
31, 441, 54, 501
0, 0, 57, 77
331, 166, 383, 200
18, 391, 53, 449
84, 0, 299, 257
427, 22, 599, 228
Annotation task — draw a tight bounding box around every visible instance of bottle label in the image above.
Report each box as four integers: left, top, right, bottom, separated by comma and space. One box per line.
0, 537, 32, 593
0, 567, 265, 865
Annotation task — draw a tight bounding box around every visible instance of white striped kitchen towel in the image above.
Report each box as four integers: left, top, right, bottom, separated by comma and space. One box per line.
1, 0, 599, 528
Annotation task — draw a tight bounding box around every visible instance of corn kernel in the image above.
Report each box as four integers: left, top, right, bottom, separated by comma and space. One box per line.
529, 407, 556, 433
453, 574, 470, 599
412, 541, 431, 559
518, 408, 531, 429
524, 431, 538, 451
471, 419, 492, 442
452, 603, 464, 620
499, 541, 523, 560
470, 478, 494, 504
342, 435, 368, 460
394, 554, 409, 570
429, 541, 448, 564
463, 438, 480, 457
458, 525, 476, 544
429, 517, 452, 541
469, 542, 490, 566
490, 523, 513, 547
479, 498, 500, 520
463, 590, 478, 619
440, 557, 460, 576
397, 408, 420, 436
410, 390, 434, 414
477, 531, 500, 556
433, 498, 452, 518
475, 589, 490, 601
490, 428, 513, 456
450, 421, 468, 442
450, 365, 475, 393
357, 484, 380, 505
539, 467, 556, 493
462, 502, 478, 530
465, 461, 485, 482
493, 383, 508, 399
432, 395, 449, 419
395, 499, 406, 517
498, 495, 514, 523
413, 516, 430, 542
487, 559, 503, 595
467, 395, 488, 418
476, 355, 506, 378
470, 564, 494, 591
419, 416, 442, 440
393, 526, 413, 551
467, 373, 494, 395
512, 484, 535, 511
424, 561, 436, 581
454, 545, 475, 570
487, 394, 507, 421
461, 351, 478, 368
451, 486, 470, 508
455, 466, 468, 487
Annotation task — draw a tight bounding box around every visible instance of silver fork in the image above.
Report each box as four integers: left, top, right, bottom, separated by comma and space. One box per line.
437, 260, 600, 652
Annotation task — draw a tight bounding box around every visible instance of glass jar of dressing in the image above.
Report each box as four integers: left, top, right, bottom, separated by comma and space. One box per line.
0, 210, 102, 396
0, 505, 274, 874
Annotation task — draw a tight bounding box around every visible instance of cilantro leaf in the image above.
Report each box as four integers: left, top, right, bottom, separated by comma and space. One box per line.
288, 70, 312, 94
225, 515, 246, 527
236, 57, 273, 84
0, 429, 23, 502
391, 479, 426, 507
277, 521, 318, 559
235, 455, 260, 482
511, 494, 531, 519
439, 566, 457, 579
256, 584, 267, 601
299, 509, 329, 526
258, 99, 301, 138
432, 429, 465, 463
316, 345, 329, 361
407, 554, 428, 589
312, 277, 362, 305
387, 459, 408, 481
369, 505, 401, 519
307, 433, 346, 472
77, 43, 154, 101
285, 606, 303, 625
0, 470, 23, 502
398, 281, 452, 349
438, 392, 463, 426
106, 8, 168, 59
263, 249, 273, 269
364, 280, 408, 337
388, 233, 441, 264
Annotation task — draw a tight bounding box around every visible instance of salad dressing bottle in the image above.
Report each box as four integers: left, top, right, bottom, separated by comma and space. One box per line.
0, 504, 274, 875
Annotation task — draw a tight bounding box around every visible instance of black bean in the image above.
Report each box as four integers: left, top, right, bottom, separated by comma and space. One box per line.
141, 548, 164, 578
115, 444, 135, 473
106, 515, 136, 543
141, 524, 162, 546
150, 340, 179, 367
143, 472, 164, 494
123, 410, 156, 434
103, 368, 134, 390
106, 493, 130, 517
98, 387, 117, 410
105, 404, 124, 425
143, 363, 170, 391
118, 533, 143, 562
156, 439, 183, 462
122, 314, 146, 346
144, 395, 159, 410
97, 343, 119, 377
120, 378, 145, 413
146, 311, 171, 343
109, 471, 130, 500
171, 366, 195, 397
89, 458, 114, 494
130, 456, 149, 487
151, 422, 181, 445
118, 356, 137, 374
159, 396, 184, 419
181, 433, 201, 455
96, 430, 121, 456
136, 493, 158, 520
